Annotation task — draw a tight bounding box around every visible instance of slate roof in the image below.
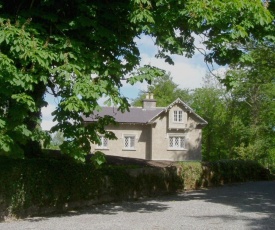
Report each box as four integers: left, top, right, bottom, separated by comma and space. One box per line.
83, 107, 164, 124
83, 98, 208, 125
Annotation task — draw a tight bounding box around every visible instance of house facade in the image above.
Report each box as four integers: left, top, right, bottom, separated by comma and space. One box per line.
83, 96, 207, 161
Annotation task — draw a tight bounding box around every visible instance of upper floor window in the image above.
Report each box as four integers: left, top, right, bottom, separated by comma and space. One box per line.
97, 136, 108, 149
173, 110, 183, 122
124, 135, 135, 150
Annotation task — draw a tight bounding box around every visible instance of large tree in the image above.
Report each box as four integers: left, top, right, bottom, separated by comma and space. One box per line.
0, 0, 274, 160
224, 45, 275, 162
194, 45, 275, 163
190, 75, 229, 161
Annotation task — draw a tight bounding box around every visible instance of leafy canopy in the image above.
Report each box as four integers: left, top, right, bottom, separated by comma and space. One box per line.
132, 73, 191, 107
0, 0, 274, 160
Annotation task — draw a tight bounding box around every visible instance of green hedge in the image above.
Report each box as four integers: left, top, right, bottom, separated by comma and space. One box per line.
179, 160, 270, 189
0, 157, 270, 220
0, 157, 179, 219
0, 157, 105, 217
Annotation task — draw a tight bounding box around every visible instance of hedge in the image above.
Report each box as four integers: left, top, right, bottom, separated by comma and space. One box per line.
0, 157, 270, 220
179, 160, 270, 189
0, 157, 180, 220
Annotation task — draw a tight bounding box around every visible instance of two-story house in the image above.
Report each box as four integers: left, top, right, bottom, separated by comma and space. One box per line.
83, 96, 207, 161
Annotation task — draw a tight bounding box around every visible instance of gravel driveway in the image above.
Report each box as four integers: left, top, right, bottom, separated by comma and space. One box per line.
1, 181, 275, 230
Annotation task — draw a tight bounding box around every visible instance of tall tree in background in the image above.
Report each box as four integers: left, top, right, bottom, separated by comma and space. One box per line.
196, 44, 275, 163
0, 0, 274, 160
190, 74, 229, 161
224, 45, 275, 162
132, 73, 191, 107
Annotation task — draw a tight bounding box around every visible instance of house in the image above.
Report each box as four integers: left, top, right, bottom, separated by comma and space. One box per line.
83, 95, 207, 161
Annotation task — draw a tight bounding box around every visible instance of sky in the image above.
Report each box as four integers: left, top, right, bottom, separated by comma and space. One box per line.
41, 35, 211, 131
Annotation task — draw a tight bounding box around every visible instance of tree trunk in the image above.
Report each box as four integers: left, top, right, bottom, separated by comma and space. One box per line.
22, 82, 47, 158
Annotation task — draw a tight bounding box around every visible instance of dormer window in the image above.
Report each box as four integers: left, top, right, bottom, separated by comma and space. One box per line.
173, 110, 183, 122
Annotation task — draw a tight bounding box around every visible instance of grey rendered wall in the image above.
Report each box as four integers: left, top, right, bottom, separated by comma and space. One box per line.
151, 108, 202, 161
90, 124, 152, 159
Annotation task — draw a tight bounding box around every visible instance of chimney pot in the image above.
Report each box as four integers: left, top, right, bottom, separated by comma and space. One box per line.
142, 93, 157, 109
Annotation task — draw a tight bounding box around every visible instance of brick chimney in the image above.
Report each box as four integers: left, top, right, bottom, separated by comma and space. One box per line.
142, 93, 156, 109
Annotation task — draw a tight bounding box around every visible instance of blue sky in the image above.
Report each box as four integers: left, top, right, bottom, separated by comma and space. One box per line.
41, 35, 214, 130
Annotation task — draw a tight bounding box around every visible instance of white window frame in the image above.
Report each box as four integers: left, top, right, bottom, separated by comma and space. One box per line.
173, 110, 183, 123
123, 135, 136, 150
168, 135, 186, 150
96, 136, 108, 149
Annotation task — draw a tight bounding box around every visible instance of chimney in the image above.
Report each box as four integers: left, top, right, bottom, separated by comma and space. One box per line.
142, 93, 156, 109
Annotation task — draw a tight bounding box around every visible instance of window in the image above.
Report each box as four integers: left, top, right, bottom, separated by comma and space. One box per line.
97, 136, 108, 149
169, 136, 185, 150
173, 110, 183, 122
124, 135, 135, 150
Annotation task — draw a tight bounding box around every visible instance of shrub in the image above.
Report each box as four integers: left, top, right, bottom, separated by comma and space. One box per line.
179, 160, 270, 189
178, 162, 202, 189
0, 157, 179, 219
0, 157, 270, 219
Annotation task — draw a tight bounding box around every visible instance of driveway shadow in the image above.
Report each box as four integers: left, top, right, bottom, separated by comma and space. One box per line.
22, 181, 275, 229
165, 181, 275, 229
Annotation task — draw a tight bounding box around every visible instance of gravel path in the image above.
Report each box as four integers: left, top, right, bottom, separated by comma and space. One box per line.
1, 181, 275, 230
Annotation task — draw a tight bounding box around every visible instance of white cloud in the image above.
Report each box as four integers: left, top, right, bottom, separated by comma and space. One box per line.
41, 103, 56, 120
212, 66, 228, 77
41, 120, 57, 131
132, 34, 208, 91
41, 103, 57, 131
140, 52, 206, 89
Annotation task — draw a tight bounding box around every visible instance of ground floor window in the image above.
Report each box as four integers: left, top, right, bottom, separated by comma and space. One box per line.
169, 136, 185, 150
124, 135, 135, 150
97, 136, 108, 149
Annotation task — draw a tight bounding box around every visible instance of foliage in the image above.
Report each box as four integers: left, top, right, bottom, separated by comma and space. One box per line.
179, 161, 203, 189
89, 151, 107, 169
0, 0, 274, 160
223, 45, 275, 163
0, 156, 270, 218
190, 74, 229, 160
44, 131, 64, 150
0, 156, 179, 218
132, 73, 191, 106
179, 160, 270, 189
189, 44, 275, 164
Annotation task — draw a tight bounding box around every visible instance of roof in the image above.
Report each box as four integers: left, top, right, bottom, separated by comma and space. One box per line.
83, 98, 207, 125
83, 107, 164, 124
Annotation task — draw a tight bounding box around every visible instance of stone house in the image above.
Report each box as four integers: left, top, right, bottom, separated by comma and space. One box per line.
83, 96, 207, 161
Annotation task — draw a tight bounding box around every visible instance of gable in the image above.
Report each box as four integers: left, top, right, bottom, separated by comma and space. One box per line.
165, 98, 207, 125
168, 104, 188, 129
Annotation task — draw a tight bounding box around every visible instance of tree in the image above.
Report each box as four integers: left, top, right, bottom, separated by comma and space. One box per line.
190, 74, 230, 161
47, 131, 64, 150
0, 0, 274, 160
132, 73, 191, 107
224, 45, 275, 162
195, 45, 275, 163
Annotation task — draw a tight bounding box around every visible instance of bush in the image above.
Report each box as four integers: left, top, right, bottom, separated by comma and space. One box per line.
0, 157, 179, 219
179, 160, 270, 189
179, 161, 202, 189
0, 157, 104, 218
0, 157, 270, 220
